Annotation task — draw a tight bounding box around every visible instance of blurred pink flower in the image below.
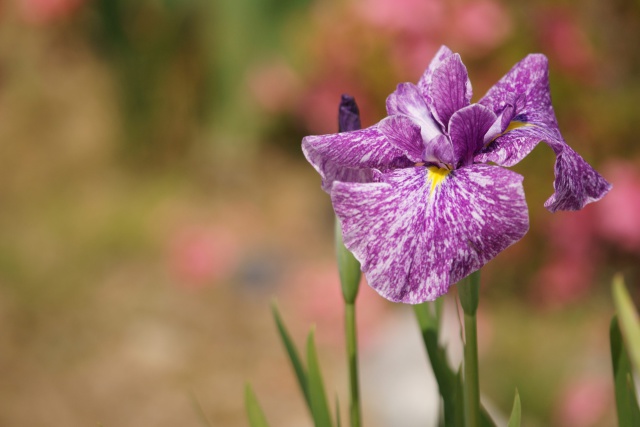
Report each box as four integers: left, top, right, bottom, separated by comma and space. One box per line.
554, 376, 612, 427
536, 8, 596, 79
451, 0, 512, 55
532, 208, 598, 306
20, 0, 84, 24
533, 256, 595, 307
356, 0, 445, 35
167, 225, 240, 290
594, 161, 640, 252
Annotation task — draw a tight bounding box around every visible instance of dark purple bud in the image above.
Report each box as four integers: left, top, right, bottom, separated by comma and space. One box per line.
338, 94, 361, 132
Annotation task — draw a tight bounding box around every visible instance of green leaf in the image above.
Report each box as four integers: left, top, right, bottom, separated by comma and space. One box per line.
507, 390, 521, 427
414, 302, 495, 427
611, 316, 640, 426
245, 384, 271, 427
414, 303, 460, 427
307, 329, 334, 427
335, 396, 342, 427
479, 406, 497, 427
271, 301, 311, 409
613, 275, 640, 373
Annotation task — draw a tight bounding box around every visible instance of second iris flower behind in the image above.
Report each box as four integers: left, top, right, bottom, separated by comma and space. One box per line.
302, 46, 611, 304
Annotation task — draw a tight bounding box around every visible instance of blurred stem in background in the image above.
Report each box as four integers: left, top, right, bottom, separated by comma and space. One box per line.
89, 0, 212, 163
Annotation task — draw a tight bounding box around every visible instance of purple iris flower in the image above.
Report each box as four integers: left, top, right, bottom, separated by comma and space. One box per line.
302, 46, 611, 304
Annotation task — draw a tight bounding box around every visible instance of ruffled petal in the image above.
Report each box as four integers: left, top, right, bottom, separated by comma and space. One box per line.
302, 127, 412, 192
386, 83, 442, 142
544, 144, 612, 212
429, 53, 473, 131
378, 115, 424, 163
449, 104, 496, 167
332, 164, 529, 303
478, 54, 562, 165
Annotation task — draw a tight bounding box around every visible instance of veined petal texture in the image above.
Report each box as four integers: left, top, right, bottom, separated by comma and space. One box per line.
429, 54, 473, 131
331, 165, 529, 303
478, 54, 562, 166
544, 144, 612, 211
302, 126, 411, 192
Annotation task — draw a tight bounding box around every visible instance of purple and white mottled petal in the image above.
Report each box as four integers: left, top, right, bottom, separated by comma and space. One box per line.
477, 54, 565, 166
544, 144, 612, 212
378, 115, 424, 163
338, 94, 361, 132
479, 54, 552, 120
386, 83, 442, 141
474, 124, 557, 167
424, 134, 455, 167
482, 94, 524, 144
417, 45, 454, 102
302, 126, 411, 192
331, 165, 529, 303
429, 54, 473, 131
449, 104, 496, 167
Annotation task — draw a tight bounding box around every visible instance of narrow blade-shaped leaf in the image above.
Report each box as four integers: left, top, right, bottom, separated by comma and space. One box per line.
335, 395, 342, 427
611, 316, 640, 426
480, 406, 497, 427
507, 390, 521, 427
245, 384, 271, 427
613, 275, 640, 373
271, 301, 311, 409
307, 329, 334, 427
414, 302, 464, 427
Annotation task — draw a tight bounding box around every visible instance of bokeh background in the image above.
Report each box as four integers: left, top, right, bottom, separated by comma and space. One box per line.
1, 0, 639, 426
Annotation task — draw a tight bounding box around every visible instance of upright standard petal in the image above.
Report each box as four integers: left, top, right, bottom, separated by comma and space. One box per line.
385, 83, 442, 142
331, 165, 529, 304
449, 104, 496, 167
417, 45, 455, 102
378, 115, 425, 163
302, 127, 412, 192
429, 54, 473, 131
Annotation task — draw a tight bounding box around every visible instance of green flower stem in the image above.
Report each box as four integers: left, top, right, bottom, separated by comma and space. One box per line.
345, 301, 361, 427
459, 271, 481, 427
463, 311, 480, 427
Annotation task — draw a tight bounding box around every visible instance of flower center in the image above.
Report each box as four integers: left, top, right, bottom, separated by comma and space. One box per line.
427, 166, 451, 196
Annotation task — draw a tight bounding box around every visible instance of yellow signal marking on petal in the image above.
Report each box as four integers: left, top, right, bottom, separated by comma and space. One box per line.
427, 166, 451, 197
504, 120, 531, 133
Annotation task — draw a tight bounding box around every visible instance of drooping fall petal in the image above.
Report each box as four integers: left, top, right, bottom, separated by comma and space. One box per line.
331, 164, 528, 303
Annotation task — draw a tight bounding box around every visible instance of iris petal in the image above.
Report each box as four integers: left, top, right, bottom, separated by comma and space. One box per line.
378, 115, 424, 163
386, 83, 442, 142
477, 54, 561, 165
429, 54, 473, 131
331, 165, 529, 303
476, 54, 611, 211
417, 45, 455, 103
302, 126, 412, 192
449, 104, 497, 167
544, 144, 613, 212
